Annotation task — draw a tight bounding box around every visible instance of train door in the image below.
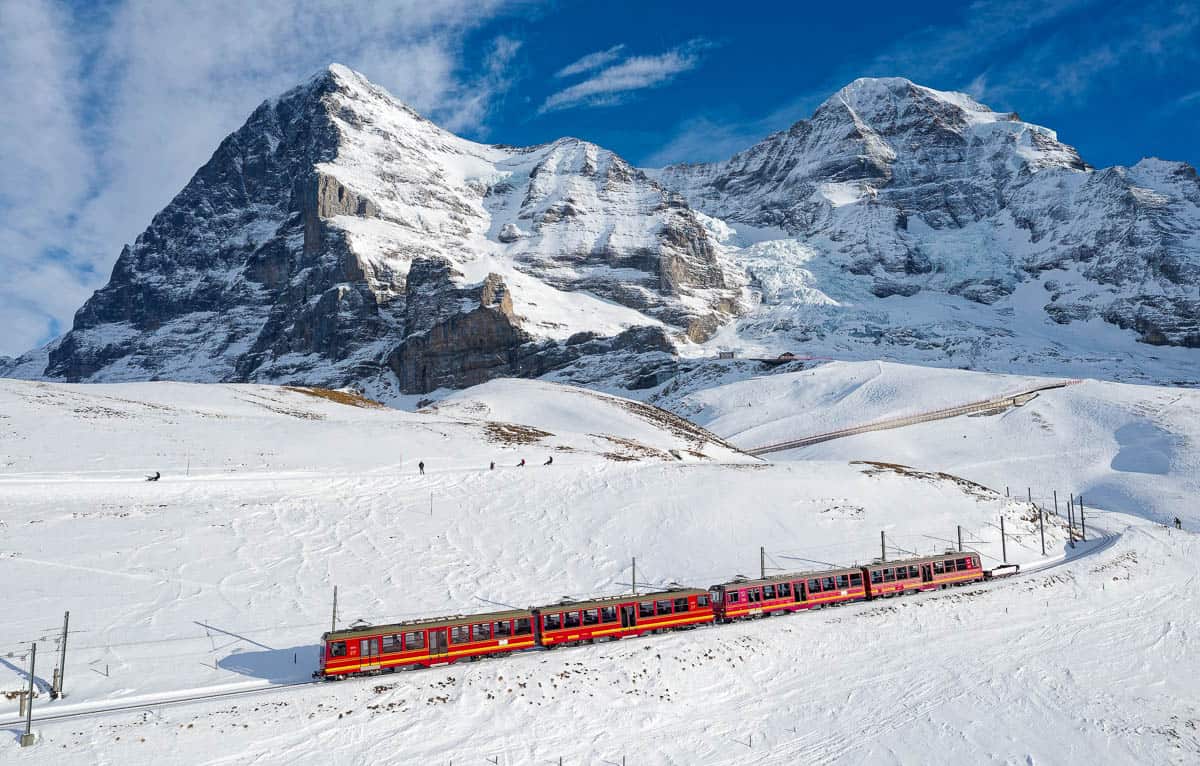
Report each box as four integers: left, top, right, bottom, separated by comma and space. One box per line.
794, 581, 804, 603
360, 637, 379, 667
429, 628, 448, 658
620, 605, 636, 628
921, 564, 933, 583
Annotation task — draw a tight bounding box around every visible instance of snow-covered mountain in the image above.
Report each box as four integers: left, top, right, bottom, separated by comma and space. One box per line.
28, 65, 736, 397
10, 68, 1199, 393
655, 78, 1200, 382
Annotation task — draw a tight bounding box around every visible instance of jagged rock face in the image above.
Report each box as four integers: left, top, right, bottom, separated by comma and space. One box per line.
42, 65, 740, 393
658, 78, 1200, 351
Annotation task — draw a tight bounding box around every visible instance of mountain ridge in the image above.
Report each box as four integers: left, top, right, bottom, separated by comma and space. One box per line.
5, 66, 1198, 395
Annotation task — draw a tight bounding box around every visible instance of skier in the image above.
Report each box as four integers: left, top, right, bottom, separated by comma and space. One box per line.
1175, 516, 1183, 530
418, 461, 425, 475
518, 458, 526, 467
489, 461, 495, 471
543, 456, 553, 466
145, 471, 161, 482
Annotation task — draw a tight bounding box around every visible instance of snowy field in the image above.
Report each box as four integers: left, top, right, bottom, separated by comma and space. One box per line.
1, 372, 1197, 764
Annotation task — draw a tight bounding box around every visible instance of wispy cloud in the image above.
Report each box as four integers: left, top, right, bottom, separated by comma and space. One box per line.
555, 44, 626, 78
540, 38, 712, 114
0, 0, 531, 358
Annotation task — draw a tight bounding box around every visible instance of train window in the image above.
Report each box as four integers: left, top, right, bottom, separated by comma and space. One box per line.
763, 584, 776, 599
836, 574, 849, 589
850, 573, 863, 587
494, 620, 512, 638
674, 598, 689, 612
583, 609, 599, 625
639, 602, 655, 618
727, 591, 740, 603
883, 569, 895, 582
870, 571, 882, 584
809, 578, 822, 592
697, 594, 710, 607
656, 600, 673, 615
748, 589, 761, 603
472, 623, 491, 641
564, 611, 581, 629
778, 582, 791, 597
382, 634, 402, 652
933, 561, 944, 574
907, 565, 918, 579
404, 631, 425, 650
944, 559, 957, 572
956, 558, 969, 570
822, 577, 835, 590
330, 641, 347, 657
601, 606, 618, 623
515, 618, 532, 635
543, 613, 561, 631
451, 626, 471, 644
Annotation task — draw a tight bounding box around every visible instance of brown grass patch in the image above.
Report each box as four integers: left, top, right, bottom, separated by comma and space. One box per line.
285, 386, 385, 409
483, 422, 553, 445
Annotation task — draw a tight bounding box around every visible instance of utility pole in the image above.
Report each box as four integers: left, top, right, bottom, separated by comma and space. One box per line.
1053, 490, 1059, 517
1027, 487, 1032, 505
1039, 505, 1046, 556
1079, 496, 1087, 541
760, 546, 766, 580
1000, 516, 1007, 563
632, 557, 637, 596
880, 530, 886, 562
429, 492, 433, 517
20, 642, 35, 747
50, 611, 68, 699
957, 525, 963, 552
331, 586, 338, 634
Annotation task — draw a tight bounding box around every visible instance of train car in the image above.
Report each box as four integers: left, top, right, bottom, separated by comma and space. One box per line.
316, 608, 536, 678
709, 567, 867, 622
862, 552, 984, 598
534, 588, 713, 647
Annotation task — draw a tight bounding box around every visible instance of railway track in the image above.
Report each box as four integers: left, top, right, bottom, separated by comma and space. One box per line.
746, 379, 1082, 456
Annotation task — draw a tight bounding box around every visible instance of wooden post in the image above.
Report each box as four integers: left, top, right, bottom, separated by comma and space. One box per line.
1000, 516, 1007, 563
1079, 496, 1087, 541
1039, 505, 1046, 556
760, 546, 766, 580
632, 557, 637, 596
880, 530, 886, 561
957, 525, 962, 552
1053, 490, 1059, 516
20, 642, 35, 746
331, 586, 337, 634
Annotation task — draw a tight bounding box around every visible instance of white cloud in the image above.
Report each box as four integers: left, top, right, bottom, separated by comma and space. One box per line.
540, 38, 712, 114
554, 44, 625, 78
0, 0, 530, 358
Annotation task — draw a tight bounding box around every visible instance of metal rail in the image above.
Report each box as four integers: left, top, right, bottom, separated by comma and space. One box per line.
746, 380, 1082, 456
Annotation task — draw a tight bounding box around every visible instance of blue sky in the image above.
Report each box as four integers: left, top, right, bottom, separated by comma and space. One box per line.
1, 0, 1197, 358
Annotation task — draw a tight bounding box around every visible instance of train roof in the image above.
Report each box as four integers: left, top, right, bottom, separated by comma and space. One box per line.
710, 566, 863, 591
324, 607, 534, 642
533, 587, 708, 613
863, 551, 977, 569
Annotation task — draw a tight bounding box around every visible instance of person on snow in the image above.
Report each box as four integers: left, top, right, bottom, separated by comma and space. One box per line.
418, 461, 425, 475
1175, 516, 1183, 530
518, 458, 526, 467
543, 456, 553, 466
489, 461, 495, 471
146, 471, 161, 482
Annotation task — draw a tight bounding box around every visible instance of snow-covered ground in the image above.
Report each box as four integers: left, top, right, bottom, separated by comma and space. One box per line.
1, 372, 1197, 763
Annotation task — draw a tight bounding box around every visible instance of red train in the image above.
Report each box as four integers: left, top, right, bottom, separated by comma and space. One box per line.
316, 552, 985, 679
